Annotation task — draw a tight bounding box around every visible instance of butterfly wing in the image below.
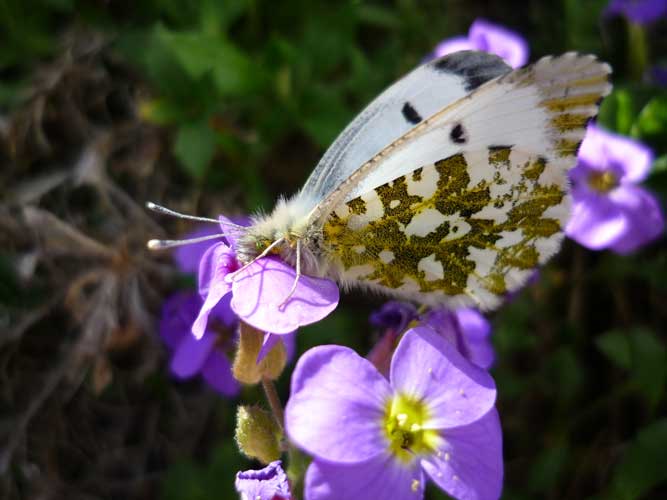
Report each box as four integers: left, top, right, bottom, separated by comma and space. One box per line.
320, 53, 611, 310
296, 51, 511, 214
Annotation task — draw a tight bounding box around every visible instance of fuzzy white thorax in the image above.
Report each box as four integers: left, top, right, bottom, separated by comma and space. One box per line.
235, 193, 329, 277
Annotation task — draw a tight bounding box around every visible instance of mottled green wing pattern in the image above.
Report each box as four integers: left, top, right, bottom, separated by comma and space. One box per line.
322, 147, 566, 309
318, 53, 611, 310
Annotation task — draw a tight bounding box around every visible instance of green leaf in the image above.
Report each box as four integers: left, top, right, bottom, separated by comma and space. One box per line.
631, 328, 666, 408
138, 98, 189, 126
115, 28, 197, 101
596, 328, 666, 408
596, 331, 632, 369
300, 85, 353, 148
528, 444, 568, 493
162, 441, 249, 500
155, 26, 260, 96
173, 120, 218, 179
632, 96, 667, 144
545, 347, 584, 402
199, 0, 248, 34
357, 4, 402, 29
608, 419, 667, 499
652, 154, 667, 175
598, 89, 636, 136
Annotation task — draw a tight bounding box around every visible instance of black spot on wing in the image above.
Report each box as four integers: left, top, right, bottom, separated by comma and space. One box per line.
401, 102, 422, 125
450, 123, 466, 144
430, 50, 512, 92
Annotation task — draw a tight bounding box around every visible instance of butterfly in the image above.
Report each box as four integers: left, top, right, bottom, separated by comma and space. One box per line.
153, 51, 612, 312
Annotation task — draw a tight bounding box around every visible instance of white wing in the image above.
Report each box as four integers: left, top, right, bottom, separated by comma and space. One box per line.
295, 51, 512, 214
320, 53, 612, 310
345, 53, 611, 201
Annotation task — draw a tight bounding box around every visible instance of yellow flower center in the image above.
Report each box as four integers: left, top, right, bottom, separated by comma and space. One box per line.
384, 393, 438, 463
587, 170, 618, 193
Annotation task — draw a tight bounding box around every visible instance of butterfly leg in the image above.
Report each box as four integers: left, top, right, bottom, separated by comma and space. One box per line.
278, 238, 302, 309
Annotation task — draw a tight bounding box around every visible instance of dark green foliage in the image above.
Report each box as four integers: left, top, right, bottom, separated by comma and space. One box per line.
0, 1, 666, 500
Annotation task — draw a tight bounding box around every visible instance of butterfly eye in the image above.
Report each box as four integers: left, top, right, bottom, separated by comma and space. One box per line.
255, 238, 283, 255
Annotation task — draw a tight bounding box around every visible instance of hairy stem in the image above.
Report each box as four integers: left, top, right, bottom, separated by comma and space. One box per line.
261, 377, 284, 430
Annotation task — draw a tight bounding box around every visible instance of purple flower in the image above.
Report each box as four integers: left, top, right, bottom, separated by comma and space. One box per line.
605, 0, 667, 25
159, 291, 240, 397
423, 307, 495, 370
650, 65, 667, 86
193, 216, 339, 339
174, 225, 221, 274
235, 460, 291, 500
174, 216, 252, 274
159, 291, 296, 396
285, 327, 503, 500
565, 125, 665, 254
366, 300, 418, 377
368, 302, 494, 375
430, 19, 529, 69
369, 301, 418, 334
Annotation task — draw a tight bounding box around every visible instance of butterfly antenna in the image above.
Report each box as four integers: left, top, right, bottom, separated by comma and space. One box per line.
278, 239, 301, 309
146, 201, 245, 229
147, 232, 227, 250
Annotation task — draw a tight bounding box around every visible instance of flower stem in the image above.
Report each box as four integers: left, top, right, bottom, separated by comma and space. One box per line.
261, 376, 284, 430
627, 21, 647, 82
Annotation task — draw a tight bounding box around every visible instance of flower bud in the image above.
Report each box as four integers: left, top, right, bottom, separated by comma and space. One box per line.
235, 405, 282, 464
233, 322, 287, 384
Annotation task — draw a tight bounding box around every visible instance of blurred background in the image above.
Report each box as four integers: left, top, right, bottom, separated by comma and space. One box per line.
0, 1, 666, 499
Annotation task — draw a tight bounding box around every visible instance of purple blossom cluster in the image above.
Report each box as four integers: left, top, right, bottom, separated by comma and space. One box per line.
566, 125, 664, 254
160, 221, 302, 396
286, 327, 502, 500
160, 216, 503, 499
367, 301, 495, 377
154, 14, 666, 500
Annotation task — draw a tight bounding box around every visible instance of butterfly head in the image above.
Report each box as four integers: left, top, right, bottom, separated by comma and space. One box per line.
236, 195, 325, 275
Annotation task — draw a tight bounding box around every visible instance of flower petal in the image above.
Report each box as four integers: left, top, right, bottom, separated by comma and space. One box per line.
231, 256, 339, 334
609, 185, 665, 254
285, 345, 392, 463
201, 351, 240, 397
578, 125, 654, 183
469, 19, 529, 68
369, 301, 418, 334
281, 330, 297, 362
455, 308, 495, 370
159, 292, 201, 350
565, 192, 627, 250
235, 460, 291, 500
170, 331, 216, 378
390, 327, 496, 429
192, 281, 232, 340
421, 409, 503, 500
256, 332, 296, 364
173, 225, 222, 274
197, 242, 238, 298
431, 36, 476, 59
455, 308, 490, 340
305, 454, 424, 500
256, 333, 281, 364
208, 292, 237, 328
